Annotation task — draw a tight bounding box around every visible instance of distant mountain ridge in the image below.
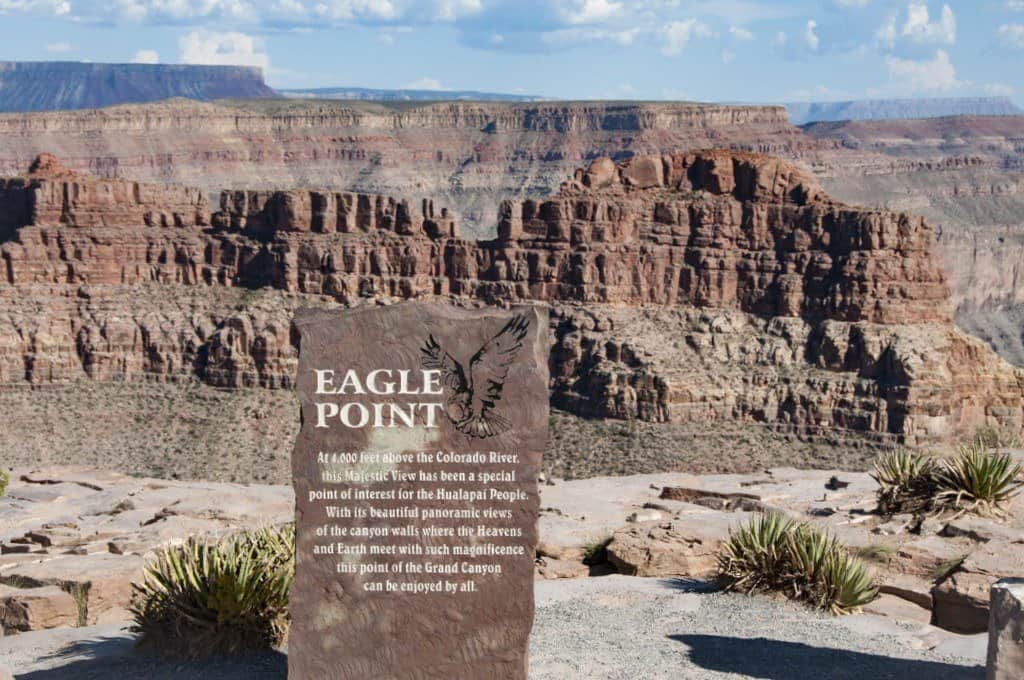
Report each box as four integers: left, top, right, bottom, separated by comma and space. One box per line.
278, 86, 546, 102
0, 61, 277, 112
785, 96, 1023, 124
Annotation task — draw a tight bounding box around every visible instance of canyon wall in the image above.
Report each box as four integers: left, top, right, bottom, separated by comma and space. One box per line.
1, 100, 1021, 371
0, 99, 814, 235
803, 116, 1024, 364
1, 152, 1020, 449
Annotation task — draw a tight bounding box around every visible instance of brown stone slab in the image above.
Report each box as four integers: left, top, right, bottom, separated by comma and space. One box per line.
290, 302, 549, 680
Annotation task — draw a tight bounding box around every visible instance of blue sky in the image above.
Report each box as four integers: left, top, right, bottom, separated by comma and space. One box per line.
0, 0, 1021, 103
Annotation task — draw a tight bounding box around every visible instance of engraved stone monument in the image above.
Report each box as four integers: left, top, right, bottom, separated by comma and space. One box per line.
290, 302, 549, 679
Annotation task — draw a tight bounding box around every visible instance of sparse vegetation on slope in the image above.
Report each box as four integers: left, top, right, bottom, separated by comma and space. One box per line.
131, 525, 294, 659
716, 515, 878, 615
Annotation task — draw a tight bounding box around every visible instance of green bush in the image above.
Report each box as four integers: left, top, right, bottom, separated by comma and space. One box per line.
935, 443, 1023, 518
0, 470, 8, 497
131, 524, 294, 659
717, 514, 877, 615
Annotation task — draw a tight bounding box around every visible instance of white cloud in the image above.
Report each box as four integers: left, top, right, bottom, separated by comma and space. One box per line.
311, 0, 395, 21
728, 25, 753, 41
45, 41, 75, 52
0, 0, 69, 15
404, 76, 443, 90
998, 23, 1024, 49
432, 0, 480, 21
660, 19, 712, 55
804, 19, 819, 50
561, 0, 622, 25
542, 26, 639, 47
132, 49, 160, 63
178, 30, 270, 70
901, 3, 955, 44
885, 49, 962, 92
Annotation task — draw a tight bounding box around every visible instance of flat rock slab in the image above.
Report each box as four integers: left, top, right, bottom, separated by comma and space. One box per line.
290, 303, 549, 679
0, 584, 79, 633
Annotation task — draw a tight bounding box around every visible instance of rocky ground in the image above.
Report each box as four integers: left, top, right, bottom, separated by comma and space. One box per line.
1, 461, 1019, 677
0, 577, 986, 679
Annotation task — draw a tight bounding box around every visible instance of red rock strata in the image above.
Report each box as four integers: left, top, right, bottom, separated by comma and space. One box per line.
0, 152, 1020, 446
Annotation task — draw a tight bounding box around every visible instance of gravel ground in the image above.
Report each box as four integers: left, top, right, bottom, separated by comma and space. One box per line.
3, 576, 985, 680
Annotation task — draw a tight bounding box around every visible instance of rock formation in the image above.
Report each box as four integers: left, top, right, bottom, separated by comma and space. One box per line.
1, 151, 1022, 451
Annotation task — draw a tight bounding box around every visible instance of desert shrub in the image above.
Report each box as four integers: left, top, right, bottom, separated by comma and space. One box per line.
131, 524, 294, 659
969, 423, 1023, 449
0, 470, 8, 497
582, 535, 614, 565
931, 554, 967, 582
854, 543, 896, 564
870, 448, 938, 516
935, 443, 1024, 518
716, 515, 877, 615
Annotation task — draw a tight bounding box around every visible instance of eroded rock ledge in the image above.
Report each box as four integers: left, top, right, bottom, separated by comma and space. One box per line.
0, 151, 1020, 446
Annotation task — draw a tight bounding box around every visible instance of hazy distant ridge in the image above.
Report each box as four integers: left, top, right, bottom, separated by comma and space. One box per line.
278, 86, 546, 102
785, 96, 1024, 124
0, 61, 277, 113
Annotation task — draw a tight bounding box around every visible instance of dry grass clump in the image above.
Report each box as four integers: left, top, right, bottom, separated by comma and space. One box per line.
716, 514, 878, 615
131, 524, 294, 659
0, 470, 7, 497
871, 444, 1023, 519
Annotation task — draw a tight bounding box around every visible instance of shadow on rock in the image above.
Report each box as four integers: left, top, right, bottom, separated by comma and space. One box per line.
670, 634, 984, 680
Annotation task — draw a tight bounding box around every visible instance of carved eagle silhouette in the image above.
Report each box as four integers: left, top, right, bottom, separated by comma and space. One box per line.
420, 314, 529, 438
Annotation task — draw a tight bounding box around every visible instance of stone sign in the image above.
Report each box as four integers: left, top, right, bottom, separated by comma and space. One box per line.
290, 302, 549, 679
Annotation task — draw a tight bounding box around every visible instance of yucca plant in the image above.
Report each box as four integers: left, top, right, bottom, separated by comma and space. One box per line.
818, 552, 878, 615
935, 443, 1024, 518
717, 515, 877, 615
717, 513, 795, 594
871, 448, 938, 515
131, 524, 294, 659
785, 525, 838, 600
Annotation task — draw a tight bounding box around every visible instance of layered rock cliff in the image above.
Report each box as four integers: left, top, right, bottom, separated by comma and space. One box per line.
803, 116, 1024, 363
1, 152, 1020, 449
0, 99, 814, 236
0, 62, 277, 113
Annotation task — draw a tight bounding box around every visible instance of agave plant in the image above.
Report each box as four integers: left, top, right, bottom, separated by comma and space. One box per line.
131, 524, 294, 659
717, 515, 878, 615
870, 448, 938, 515
717, 514, 795, 594
935, 443, 1024, 518
818, 552, 878, 615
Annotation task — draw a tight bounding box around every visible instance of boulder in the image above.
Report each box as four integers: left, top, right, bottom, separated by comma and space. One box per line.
933, 540, 1024, 634
987, 578, 1024, 680
0, 584, 78, 632
606, 514, 734, 578
0, 554, 145, 625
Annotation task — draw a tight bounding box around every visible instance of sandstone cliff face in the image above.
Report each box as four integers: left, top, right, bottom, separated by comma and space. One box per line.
0, 99, 814, 236
0, 152, 1020, 447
